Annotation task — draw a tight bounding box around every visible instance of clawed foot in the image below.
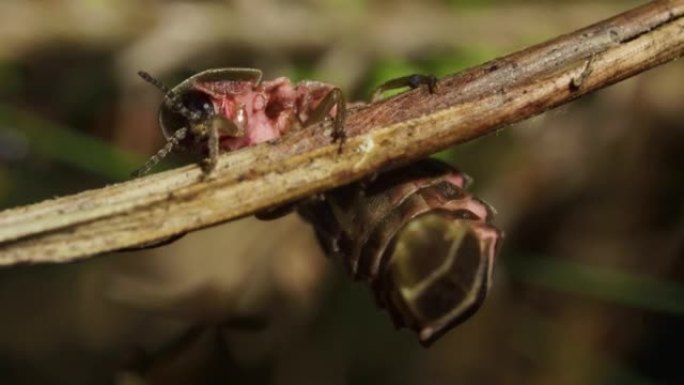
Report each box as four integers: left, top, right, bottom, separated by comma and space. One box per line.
200, 157, 218, 179
331, 124, 346, 154
371, 73, 439, 102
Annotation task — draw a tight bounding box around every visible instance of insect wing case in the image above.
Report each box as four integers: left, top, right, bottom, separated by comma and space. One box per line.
299, 159, 502, 346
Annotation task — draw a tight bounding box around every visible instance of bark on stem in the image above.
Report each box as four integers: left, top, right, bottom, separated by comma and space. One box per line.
1, 0, 683, 265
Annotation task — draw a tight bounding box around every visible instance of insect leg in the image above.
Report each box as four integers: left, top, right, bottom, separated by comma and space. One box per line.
371, 74, 438, 102
304, 88, 347, 150
202, 122, 220, 174
132, 127, 188, 177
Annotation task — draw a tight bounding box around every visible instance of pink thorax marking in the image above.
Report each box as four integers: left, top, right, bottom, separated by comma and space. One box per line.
194, 77, 336, 151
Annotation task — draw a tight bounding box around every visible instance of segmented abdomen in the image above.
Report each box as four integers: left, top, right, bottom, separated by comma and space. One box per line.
299, 159, 503, 345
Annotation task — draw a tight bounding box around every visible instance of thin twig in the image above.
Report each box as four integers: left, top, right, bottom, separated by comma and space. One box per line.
1, 0, 683, 265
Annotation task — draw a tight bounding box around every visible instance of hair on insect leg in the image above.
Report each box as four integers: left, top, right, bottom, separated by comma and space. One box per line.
132, 127, 188, 177
329, 88, 347, 148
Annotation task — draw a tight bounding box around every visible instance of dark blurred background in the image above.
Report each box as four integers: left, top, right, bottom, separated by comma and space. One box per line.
0, 0, 682, 384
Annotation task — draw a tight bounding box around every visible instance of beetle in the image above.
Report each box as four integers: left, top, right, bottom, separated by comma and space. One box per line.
133, 68, 346, 176
298, 158, 502, 346
133, 68, 436, 177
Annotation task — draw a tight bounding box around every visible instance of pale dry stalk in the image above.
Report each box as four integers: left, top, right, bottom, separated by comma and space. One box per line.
0, 0, 683, 265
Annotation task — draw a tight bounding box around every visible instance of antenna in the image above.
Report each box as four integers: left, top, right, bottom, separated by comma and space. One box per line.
138, 70, 202, 122
138, 70, 172, 95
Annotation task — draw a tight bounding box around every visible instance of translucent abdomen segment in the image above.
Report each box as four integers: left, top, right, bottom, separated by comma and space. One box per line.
299, 159, 502, 345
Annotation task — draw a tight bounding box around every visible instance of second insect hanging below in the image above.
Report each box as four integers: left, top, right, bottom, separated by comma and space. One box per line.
299, 158, 503, 346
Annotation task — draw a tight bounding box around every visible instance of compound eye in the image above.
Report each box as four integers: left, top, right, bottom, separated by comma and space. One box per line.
177, 90, 214, 121
159, 90, 215, 140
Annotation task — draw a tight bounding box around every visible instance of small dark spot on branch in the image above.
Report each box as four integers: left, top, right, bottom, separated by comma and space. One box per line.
609, 28, 621, 42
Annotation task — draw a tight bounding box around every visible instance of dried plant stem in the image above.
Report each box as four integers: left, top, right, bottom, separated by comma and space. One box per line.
1, 0, 683, 265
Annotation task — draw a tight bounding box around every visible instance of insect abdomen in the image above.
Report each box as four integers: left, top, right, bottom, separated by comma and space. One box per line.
299, 159, 502, 345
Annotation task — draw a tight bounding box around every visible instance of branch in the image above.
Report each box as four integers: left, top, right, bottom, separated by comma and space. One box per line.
1, 0, 683, 265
